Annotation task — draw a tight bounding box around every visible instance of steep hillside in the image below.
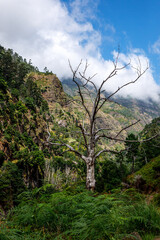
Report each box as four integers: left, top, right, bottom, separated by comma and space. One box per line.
0, 78, 51, 208
0, 54, 82, 210
138, 117, 160, 162
127, 155, 160, 194
0, 46, 53, 209
62, 78, 154, 134
62, 78, 159, 125
114, 95, 160, 119
31, 73, 145, 143
29, 72, 68, 108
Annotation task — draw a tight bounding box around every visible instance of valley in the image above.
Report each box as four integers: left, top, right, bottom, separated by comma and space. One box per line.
0, 45, 160, 240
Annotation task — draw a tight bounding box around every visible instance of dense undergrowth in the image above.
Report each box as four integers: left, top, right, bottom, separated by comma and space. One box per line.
0, 186, 160, 240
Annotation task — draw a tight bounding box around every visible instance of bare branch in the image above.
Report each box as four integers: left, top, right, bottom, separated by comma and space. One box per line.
95, 148, 123, 159
113, 49, 120, 68
99, 97, 120, 106
94, 130, 159, 159
94, 127, 112, 136
69, 60, 91, 118
46, 139, 86, 160
79, 71, 98, 92
96, 62, 149, 113
77, 123, 89, 153
97, 51, 128, 94
115, 119, 141, 138
107, 64, 149, 101
68, 59, 82, 76
82, 84, 95, 104
96, 133, 160, 143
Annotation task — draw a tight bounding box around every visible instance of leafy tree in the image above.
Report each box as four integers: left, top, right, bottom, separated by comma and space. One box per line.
0, 45, 36, 88
0, 162, 25, 209
0, 150, 6, 167
25, 97, 36, 111
0, 78, 7, 93
125, 133, 140, 173
139, 117, 160, 162
124, 118, 160, 172
96, 159, 127, 192
44, 66, 53, 75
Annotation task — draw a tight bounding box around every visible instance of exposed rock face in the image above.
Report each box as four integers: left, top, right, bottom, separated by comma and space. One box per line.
30, 73, 68, 107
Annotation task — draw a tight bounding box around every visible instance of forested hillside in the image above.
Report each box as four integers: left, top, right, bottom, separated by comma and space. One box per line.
0, 46, 160, 240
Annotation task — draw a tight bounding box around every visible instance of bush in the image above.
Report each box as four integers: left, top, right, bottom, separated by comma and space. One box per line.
96, 160, 127, 192
16, 101, 28, 113
0, 78, 7, 93
11, 88, 19, 99
153, 193, 160, 206
0, 162, 25, 209
0, 150, 6, 167
25, 97, 36, 112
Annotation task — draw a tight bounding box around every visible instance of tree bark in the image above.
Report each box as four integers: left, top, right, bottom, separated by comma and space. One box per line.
86, 161, 95, 191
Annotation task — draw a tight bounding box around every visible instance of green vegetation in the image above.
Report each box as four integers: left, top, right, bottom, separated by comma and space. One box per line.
0, 187, 160, 240
0, 45, 160, 240
139, 117, 160, 161
0, 46, 50, 209
123, 117, 160, 173
137, 155, 160, 190
127, 155, 160, 193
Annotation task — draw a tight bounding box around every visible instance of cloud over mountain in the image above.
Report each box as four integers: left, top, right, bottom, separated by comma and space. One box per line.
0, 0, 160, 101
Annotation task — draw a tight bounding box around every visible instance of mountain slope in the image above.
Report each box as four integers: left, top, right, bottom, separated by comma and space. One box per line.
62, 78, 159, 128
62, 78, 160, 120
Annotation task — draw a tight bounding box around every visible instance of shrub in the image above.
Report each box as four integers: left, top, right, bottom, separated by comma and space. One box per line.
0, 150, 6, 167
0, 78, 7, 93
25, 97, 36, 111
96, 160, 127, 192
11, 88, 19, 99
0, 162, 25, 209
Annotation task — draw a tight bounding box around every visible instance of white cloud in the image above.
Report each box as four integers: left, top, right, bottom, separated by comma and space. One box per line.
0, 0, 159, 101
109, 52, 160, 101
105, 24, 115, 33
69, 0, 99, 22
151, 38, 160, 54
72, 51, 160, 101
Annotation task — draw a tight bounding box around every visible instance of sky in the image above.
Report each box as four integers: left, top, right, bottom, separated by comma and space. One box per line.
0, 0, 160, 101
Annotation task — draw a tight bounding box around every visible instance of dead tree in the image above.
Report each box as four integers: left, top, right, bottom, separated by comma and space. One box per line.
48, 53, 149, 191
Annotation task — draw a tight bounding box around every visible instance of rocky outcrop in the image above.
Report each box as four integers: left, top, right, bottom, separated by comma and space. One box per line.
29, 73, 68, 107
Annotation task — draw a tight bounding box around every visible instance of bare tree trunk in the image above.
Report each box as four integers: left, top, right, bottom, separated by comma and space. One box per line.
86, 160, 95, 191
